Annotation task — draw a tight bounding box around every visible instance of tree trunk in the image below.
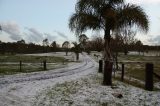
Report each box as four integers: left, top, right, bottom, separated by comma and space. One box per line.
103, 61, 113, 85
104, 33, 112, 60
103, 28, 113, 86
76, 53, 79, 61
115, 51, 118, 71
124, 45, 128, 55
66, 51, 68, 56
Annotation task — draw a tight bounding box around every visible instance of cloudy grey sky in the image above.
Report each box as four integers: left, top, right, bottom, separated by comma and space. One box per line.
0, 0, 160, 45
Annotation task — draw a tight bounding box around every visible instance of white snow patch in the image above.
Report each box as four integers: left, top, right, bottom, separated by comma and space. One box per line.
33, 73, 160, 106
0, 53, 98, 106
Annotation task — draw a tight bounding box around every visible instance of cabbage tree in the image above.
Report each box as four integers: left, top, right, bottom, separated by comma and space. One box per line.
69, 0, 149, 85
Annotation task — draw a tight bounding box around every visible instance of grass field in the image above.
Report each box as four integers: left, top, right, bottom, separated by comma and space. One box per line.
90, 51, 160, 83
117, 54, 160, 83
0, 54, 68, 75
0, 54, 65, 63
118, 54, 160, 62
123, 63, 160, 82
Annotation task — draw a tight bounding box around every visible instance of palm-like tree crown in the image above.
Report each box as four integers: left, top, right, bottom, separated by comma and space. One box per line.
72, 42, 81, 53
62, 41, 70, 48
79, 34, 88, 44
79, 34, 88, 49
69, 0, 149, 35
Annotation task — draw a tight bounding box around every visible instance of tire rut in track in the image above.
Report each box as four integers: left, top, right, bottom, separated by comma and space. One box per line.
0, 55, 95, 85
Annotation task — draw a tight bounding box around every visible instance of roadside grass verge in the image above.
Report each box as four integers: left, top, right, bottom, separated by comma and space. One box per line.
33, 74, 105, 106
113, 76, 160, 91
33, 72, 160, 106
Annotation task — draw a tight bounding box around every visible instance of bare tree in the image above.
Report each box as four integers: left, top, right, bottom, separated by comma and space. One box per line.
115, 30, 137, 55
91, 36, 104, 52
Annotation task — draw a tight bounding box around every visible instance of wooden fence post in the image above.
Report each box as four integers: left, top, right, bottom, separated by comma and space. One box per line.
43, 60, 47, 70
103, 61, 113, 85
20, 61, 22, 71
115, 52, 118, 71
121, 64, 124, 81
145, 63, 153, 91
99, 60, 103, 73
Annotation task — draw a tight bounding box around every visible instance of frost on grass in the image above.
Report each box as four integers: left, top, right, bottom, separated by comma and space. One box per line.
33, 73, 160, 106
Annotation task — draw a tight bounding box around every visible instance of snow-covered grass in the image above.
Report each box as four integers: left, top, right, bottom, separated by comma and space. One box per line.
33, 72, 160, 106
24, 52, 77, 62
0, 52, 98, 106
0, 53, 71, 75
0, 54, 65, 63
90, 51, 160, 85
0, 52, 160, 106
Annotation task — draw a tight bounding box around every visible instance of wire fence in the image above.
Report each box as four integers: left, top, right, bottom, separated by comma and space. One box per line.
0, 61, 68, 75
98, 59, 160, 91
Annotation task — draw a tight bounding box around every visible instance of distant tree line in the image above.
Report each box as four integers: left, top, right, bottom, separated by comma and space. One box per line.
0, 37, 159, 55
83, 34, 160, 55
0, 39, 61, 54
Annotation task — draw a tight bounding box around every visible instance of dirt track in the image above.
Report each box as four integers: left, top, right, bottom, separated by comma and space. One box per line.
0, 53, 98, 106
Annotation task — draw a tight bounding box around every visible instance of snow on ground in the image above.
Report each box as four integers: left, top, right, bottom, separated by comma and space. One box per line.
0, 52, 98, 106
24, 52, 76, 61
33, 73, 160, 106
0, 52, 160, 106
127, 51, 160, 56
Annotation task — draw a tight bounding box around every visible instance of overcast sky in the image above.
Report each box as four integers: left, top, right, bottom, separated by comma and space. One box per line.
0, 0, 160, 45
